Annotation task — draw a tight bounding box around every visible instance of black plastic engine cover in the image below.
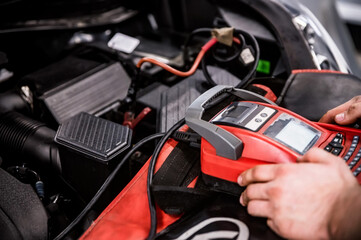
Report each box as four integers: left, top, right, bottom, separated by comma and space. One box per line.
55, 112, 132, 200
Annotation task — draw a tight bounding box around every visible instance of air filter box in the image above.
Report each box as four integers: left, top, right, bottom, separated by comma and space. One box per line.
55, 112, 132, 201
21, 50, 131, 127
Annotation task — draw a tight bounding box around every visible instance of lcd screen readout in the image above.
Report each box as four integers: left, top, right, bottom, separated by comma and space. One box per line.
275, 121, 318, 154
263, 113, 321, 155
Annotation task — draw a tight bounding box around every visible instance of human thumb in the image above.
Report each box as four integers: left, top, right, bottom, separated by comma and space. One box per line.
334, 102, 361, 125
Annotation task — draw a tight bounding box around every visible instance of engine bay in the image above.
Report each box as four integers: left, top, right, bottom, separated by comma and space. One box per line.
0, 0, 356, 239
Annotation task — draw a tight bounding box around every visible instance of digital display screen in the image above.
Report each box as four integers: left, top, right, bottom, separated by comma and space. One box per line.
275, 121, 318, 154
264, 114, 321, 155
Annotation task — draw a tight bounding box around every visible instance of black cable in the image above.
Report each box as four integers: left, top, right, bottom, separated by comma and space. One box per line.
201, 52, 217, 87
202, 29, 260, 88
54, 132, 165, 240
235, 30, 260, 88
211, 34, 245, 63
0, 0, 22, 7
146, 119, 186, 240
182, 28, 212, 63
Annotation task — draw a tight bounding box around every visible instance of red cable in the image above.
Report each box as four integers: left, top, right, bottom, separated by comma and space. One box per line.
136, 37, 241, 78
136, 38, 218, 77
292, 69, 344, 74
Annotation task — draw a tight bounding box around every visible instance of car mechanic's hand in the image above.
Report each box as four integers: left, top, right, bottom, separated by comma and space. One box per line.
238, 148, 361, 239
319, 96, 361, 125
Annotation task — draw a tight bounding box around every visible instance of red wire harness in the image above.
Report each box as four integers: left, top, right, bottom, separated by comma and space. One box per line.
291, 69, 344, 74
136, 37, 241, 78
136, 38, 217, 77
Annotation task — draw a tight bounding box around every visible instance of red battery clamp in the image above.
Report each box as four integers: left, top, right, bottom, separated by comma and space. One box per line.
185, 86, 361, 193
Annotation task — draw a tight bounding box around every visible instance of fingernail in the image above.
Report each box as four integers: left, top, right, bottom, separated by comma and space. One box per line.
237, 175, 242, 186
240, 194, 245, 206
335, 113, 345, 122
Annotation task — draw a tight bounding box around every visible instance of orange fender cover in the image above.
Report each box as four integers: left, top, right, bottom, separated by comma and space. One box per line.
80, 138, 181, 240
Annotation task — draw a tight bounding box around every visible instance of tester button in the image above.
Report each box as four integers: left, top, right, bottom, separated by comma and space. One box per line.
324, 145, 332, 152
353, 166, 361, 176
331, 148, 343, 156
332, 137, 342, 144
336, 133, 344, 138
329, 142, 343, 148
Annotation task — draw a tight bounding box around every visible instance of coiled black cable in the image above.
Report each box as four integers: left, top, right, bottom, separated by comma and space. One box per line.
210, 34, 245, 63
201, 29, 260, 88
182, 28, 213, 63
146, 119, 186, 240
54, 132, 165, 240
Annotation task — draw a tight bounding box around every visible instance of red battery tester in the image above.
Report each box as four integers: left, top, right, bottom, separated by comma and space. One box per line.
185, 86, 361, 192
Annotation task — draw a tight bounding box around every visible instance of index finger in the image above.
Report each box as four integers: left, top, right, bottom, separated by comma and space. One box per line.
238, 164, 278, 186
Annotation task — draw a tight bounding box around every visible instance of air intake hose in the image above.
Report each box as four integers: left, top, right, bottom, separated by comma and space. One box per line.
0, 90, 29, 115
0, 112, 61, 173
